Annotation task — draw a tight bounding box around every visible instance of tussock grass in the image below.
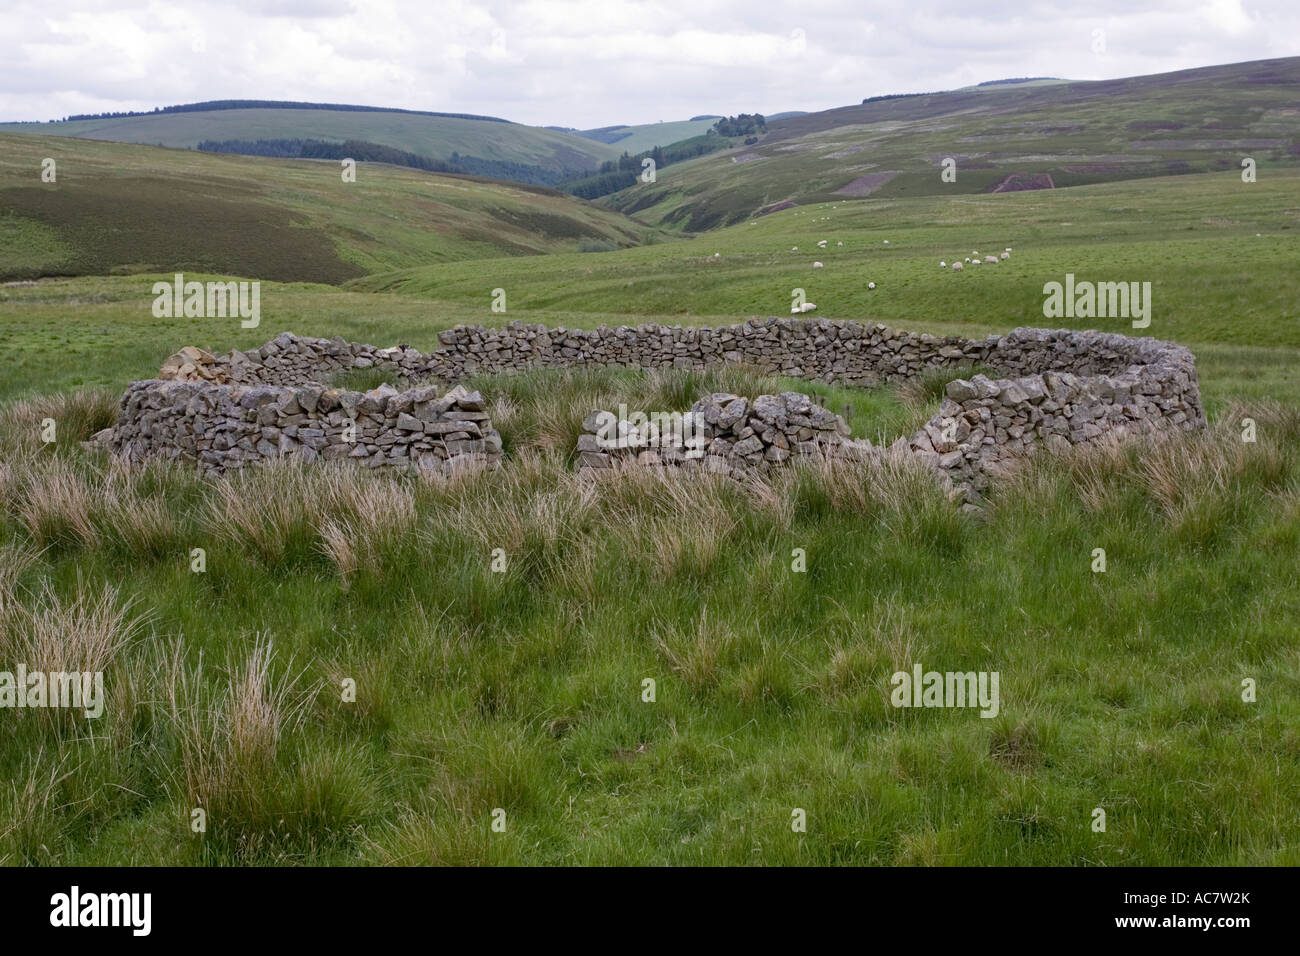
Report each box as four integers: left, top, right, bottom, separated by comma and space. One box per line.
1, 368, 1299, 865
2, 387, 118, 457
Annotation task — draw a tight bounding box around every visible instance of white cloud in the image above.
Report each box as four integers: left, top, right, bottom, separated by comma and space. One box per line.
0, 0, 1296, 126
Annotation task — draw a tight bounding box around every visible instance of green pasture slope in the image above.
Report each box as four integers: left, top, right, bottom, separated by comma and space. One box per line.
605, 56, 1300, 230
0, 133, 664, 282
354, 169, 1300, 352
578, 118, 721, 154
0, 106, 619, 176
2, 132, 1300, 865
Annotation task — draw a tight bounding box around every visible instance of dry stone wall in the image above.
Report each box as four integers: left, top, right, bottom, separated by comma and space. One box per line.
116, 319, 1204, 496
109, 379, 502, 476
577, 391, 873, 478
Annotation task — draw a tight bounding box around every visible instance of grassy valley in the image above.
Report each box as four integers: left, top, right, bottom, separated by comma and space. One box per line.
3, 56, 1300, 868
0, 104, 620, 179
0, 133, 664, 283
604, 57, 1300, 230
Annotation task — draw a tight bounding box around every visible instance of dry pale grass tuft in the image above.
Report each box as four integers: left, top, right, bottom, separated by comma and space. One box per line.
15, 460, 99, 548
445, 460, 596, 563
315, 470, 417, 582
995, 404, 1295, 524
2, 388, 119, 456
12, 584, 142, 677
775, 450, 950, 518
162, 637, 317, 820
0, 749, 79, 863
208, 462, 417, 572
94, 461, 179, 556
0, 542, 38, 630
655, 606, 736, 692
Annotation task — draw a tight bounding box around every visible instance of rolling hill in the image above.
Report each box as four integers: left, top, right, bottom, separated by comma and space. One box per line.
0, 102, 622, 183
0, 133, 665, 283
347, 167, 1300, 350
576, 117, 722, 154
601, 56, 1300, 231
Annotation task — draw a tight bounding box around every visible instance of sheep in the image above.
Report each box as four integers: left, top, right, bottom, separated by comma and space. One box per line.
964, 257, 971, 263
798, 302, 818, 313
1005, 247, 1012, 252
813, 261, 824, 269
868, 282, 876, 289
883, 239, 890, 244
817, 240, 827, 248
791, 246, 798, 251
983, 255, 998, 264
837, 241, 843, 246
951, 261, 963, 271
1000, 251, 1010, 260
971, 258, 981, 266
940, 261, 947, 268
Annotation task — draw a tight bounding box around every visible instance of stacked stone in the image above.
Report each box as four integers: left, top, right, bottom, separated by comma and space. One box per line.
912, 361, 1204, 501
155, 324, 1203, 409
160, 332, 434, 388
158, 346, 234, 384
120, 322, 1205, 498
430, 319, 992, 386
109, 380, 501, 476
577, 391, 873, 479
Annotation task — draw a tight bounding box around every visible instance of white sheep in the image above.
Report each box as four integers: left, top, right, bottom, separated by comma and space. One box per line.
1005, 247, 1012, 252
817, 240, 827, 248
813, 261, 824, 269
971, 258, 981, 266
1000, 251, 1009, 260
868, 282, 876, 289
984, 255, 998, 264
836, 241, 843, 246
791, 246, 798, 251
940, 261, 947, 268
883, 240, 890, 245
951, 261, 963, 271
964, 257, 971, 263
799, 302, 818, 313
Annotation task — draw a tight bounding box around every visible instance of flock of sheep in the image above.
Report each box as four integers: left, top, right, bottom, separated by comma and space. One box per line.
942, 248, 1012, 272
784, 236, 1014, 313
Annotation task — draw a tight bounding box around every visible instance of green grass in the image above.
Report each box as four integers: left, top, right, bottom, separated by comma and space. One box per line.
0, 134, 665, 282
3, 154, 1300, 866
0, 107, 620, 175
351, 168, 1300, 349
604, 56, 1300, 229
578, 118, 720, 154
2, 373, 1299, 865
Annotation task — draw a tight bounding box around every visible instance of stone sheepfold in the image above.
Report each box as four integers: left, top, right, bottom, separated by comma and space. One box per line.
110, 379, 503, 477
577, 391, 870, 478
107, 318, 1205, 498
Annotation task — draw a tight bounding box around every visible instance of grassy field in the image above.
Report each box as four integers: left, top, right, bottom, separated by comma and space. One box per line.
2, 135, 1300, 864
577, 118, 720, 154
604, 56, 1300, 229
0, 134, 664, 282
0, 107, 619, 176
353, 169, 1300, 350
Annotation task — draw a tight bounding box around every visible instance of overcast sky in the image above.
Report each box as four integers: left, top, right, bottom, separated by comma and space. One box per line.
2, 0, 1297, 128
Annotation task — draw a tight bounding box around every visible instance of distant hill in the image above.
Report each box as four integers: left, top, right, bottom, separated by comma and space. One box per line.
601, 56, 1300, 231
0, 133, 664, 283
575, 118, 722, 154
44, 99, 512, 124
0, 102, 622, 187
975, 77, 1065, 87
